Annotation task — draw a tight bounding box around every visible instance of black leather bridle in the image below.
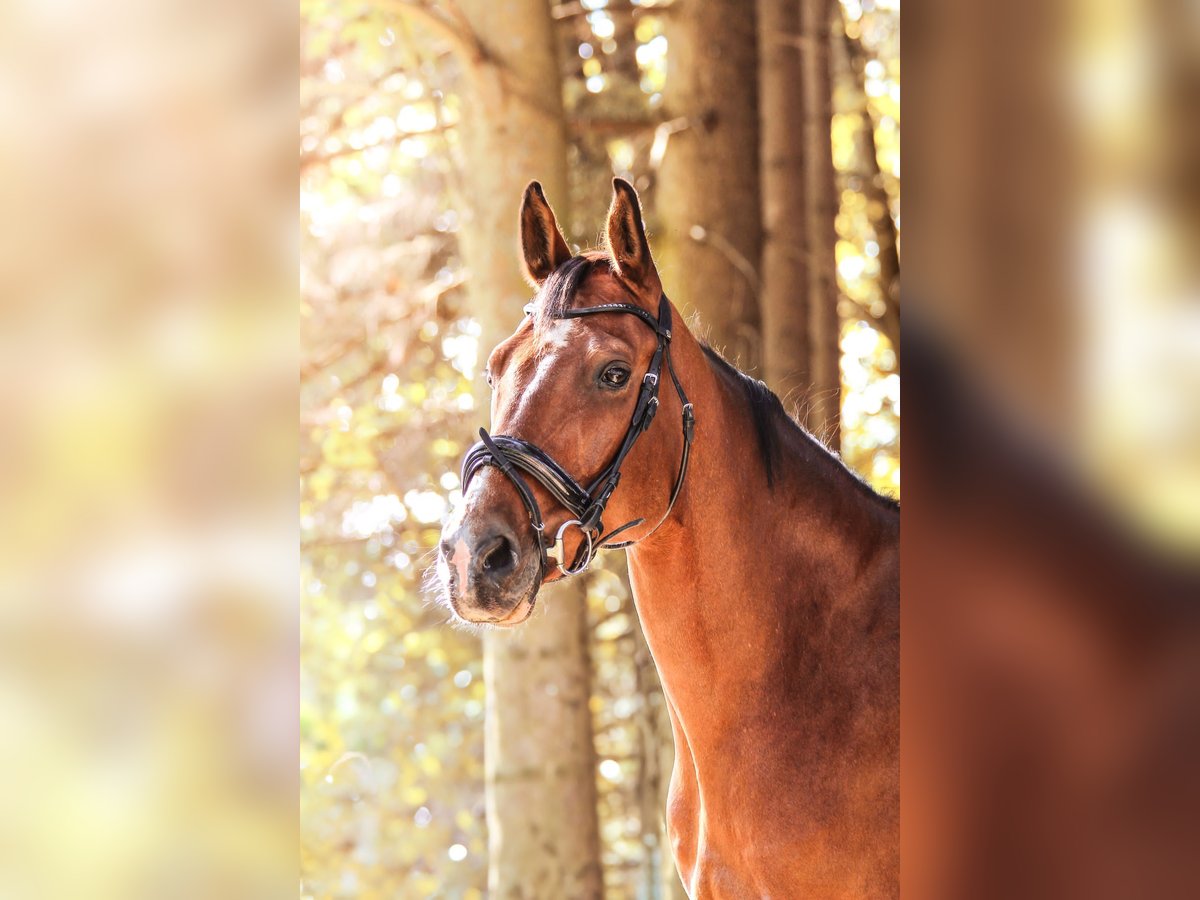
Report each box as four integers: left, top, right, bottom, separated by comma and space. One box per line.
460, 293, 695, 578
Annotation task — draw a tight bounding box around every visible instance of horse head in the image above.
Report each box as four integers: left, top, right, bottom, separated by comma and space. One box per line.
436, 178, 692, 626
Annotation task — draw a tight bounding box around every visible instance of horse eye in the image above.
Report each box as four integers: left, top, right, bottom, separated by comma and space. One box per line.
600, 364, 631, 388
484, 370, 494, 388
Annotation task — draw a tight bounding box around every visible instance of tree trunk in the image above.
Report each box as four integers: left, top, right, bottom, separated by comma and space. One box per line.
656, 0, 762, 368
835, 14, 901, 362
800, 0, 842, 447
481, 597, 601, 899
608, 2, 640, 85
758, 0, 811, 403
454, 2, 602, 896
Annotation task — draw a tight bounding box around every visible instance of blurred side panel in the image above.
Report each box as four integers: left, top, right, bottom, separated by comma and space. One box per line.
0, 0, 297, 897
903, 0, 1200, 895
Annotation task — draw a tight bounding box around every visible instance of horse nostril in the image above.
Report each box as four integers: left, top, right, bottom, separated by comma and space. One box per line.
478, 534, 517, 578
439, 537, 454, 559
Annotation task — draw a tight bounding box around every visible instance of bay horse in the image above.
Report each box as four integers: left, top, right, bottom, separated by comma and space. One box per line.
437, 179, 899, 898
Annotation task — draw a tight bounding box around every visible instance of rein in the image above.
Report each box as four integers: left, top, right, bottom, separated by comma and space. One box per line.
460, 293, 695, 578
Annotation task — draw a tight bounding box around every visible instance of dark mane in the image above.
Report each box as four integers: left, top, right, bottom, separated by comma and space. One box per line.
699, 344, 900, 511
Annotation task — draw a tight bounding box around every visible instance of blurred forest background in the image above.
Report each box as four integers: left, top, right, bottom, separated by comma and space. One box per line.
300, 0, 899, 896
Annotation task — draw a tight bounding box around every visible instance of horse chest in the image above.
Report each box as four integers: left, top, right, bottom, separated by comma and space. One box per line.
664, 734, 792, 898
664, 726, 894, 899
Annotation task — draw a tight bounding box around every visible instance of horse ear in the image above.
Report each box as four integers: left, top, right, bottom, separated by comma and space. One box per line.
519, 181, 572, 287
605, 177, 657, 284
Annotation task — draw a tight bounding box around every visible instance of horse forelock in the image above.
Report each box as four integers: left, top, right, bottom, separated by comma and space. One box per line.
531, 253, 604, 334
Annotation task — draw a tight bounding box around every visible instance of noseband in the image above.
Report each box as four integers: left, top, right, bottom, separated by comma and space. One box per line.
460, 293, 695, 578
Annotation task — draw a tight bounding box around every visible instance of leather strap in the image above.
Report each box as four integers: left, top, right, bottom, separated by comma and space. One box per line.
461, 293, 695, 578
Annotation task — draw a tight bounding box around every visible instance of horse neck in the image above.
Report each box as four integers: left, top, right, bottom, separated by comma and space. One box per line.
625, 327, 898, 714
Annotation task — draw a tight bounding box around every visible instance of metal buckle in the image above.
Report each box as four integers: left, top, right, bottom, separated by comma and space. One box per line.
643, 372, 658, 387
545, 519, 594, 576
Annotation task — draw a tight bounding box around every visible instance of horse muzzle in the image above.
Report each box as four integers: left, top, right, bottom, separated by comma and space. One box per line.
436, 477, 542, 626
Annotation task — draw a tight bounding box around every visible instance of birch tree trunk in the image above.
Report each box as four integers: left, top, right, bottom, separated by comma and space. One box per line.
800, 0, 843, 446
656, 0, 762, 367
759, 0, 811, 402
454, 2, 602, 896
